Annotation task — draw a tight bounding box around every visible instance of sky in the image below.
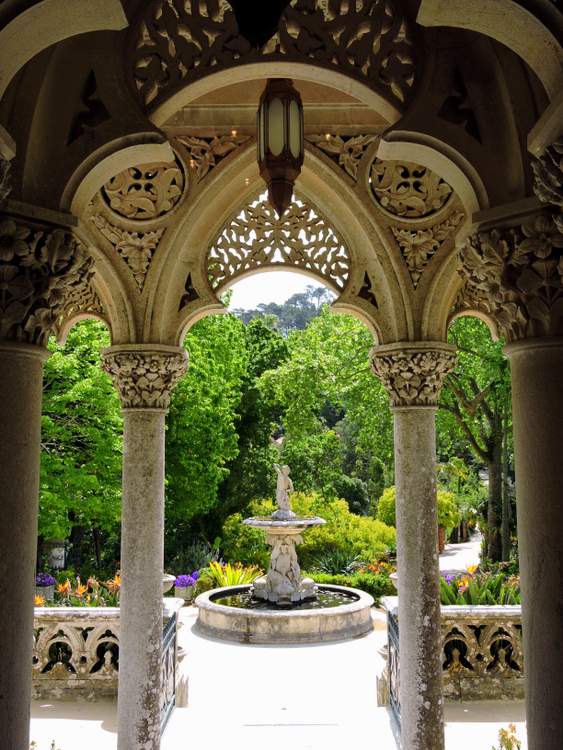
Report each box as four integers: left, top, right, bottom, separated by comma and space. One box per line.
227, 271, 326, 310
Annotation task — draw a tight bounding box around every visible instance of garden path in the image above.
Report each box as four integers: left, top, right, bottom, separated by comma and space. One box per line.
439, 532, 482, 577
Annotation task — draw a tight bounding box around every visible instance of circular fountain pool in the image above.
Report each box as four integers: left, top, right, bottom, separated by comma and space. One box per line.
195, 584, 374, 644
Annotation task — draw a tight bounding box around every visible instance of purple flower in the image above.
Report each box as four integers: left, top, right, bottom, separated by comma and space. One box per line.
441, 574, 455, 586
175, 574, 196, 588
35, 573, 56, 587
191, 570, 200, 581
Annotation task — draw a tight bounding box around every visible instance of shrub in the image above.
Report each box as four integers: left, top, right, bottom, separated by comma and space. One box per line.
309, 570, 395, 605
219, 493, 396, 569
196, 561, 262, 594
310, 549, 362, 575
376, 486, 460, 530
440, 569, 520, 606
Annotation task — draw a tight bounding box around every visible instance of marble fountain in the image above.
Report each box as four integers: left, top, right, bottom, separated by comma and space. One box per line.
195, 464, 374, 643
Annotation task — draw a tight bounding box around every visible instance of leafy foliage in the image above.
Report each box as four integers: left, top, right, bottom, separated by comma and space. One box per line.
439, 571, 520, 606
376, 486, 460, 530
309, 571, 395, 605
197, 561, 262, 591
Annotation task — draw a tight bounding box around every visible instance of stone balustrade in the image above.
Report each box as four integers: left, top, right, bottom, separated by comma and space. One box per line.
380, 597, 524, 712
32, 600, 185, 709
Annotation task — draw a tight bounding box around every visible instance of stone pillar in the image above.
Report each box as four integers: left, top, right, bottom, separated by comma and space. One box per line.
459, 201, 563, 750
505, 339, 563, 748
102, 345, 188, 750
371, 343, 456, 750
0, 343, 48, 750
0, 212, 95, 749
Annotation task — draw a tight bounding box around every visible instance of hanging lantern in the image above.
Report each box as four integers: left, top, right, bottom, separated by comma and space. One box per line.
257, 78, 304, 217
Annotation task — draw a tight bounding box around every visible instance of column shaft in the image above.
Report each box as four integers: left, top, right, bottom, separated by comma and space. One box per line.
118, 409, 166, 750
394, 407, 444, 750
0, 343, 47, 750
507, 340, 563, 750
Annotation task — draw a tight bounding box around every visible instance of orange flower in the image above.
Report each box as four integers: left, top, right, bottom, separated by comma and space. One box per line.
74, 582, 88, 597
106, 574, 121, 592
56, 579, 72, 596
34, 595, 45, 607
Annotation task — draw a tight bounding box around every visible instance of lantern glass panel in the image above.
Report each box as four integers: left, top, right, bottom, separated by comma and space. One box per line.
289, 99, 302, 159
268, 97, 285, 156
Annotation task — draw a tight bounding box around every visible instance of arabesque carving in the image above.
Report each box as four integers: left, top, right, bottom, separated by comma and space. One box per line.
392, 211, 464, 287
532, 138, 563, 233
0, 217, 96, 346
458, 213, 563, 341
102, 348, 188, 410
370, 345, 456, 407
175, 134, 251, 181
131, 0, 415, 111
91, 215, 164, 291
102, 159, 185, 220
305, 134, 378, 181
369, 159, 453, 219
207, 191, 350, 291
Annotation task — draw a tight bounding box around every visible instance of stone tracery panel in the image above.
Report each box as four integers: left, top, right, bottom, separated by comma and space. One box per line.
175, 133, 251, 181
206, 191, 351, 292
130, 0, 416, 112
369, 158, 453, 219
305, 134, 378, 181
102, 158, 185, 220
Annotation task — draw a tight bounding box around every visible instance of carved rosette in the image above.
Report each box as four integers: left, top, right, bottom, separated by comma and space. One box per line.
101, 159, 185, 220
369, 159, 453, 219
532, 138, 563, 234
457, 213, 563, 341
101, 347, 188, 410
0, 216, 97, 346
370, 344, 456, 408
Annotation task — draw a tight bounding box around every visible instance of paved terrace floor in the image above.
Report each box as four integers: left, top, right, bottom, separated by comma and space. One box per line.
31, 535, 526, 750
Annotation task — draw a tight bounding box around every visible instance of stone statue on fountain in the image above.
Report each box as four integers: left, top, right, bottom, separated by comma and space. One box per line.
272, 463, 295, 519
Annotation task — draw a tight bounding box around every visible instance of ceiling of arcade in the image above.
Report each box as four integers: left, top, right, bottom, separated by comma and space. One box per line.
0, 0, 557, 349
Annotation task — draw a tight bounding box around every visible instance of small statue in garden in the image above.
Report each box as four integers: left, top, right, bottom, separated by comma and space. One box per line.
273, 463, 295, 519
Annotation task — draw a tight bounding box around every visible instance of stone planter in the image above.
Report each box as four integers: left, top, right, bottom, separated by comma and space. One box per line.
35, 585, 55, 601
174, 585, 195, 603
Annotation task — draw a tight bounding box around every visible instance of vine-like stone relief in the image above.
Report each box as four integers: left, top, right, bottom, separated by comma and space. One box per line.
392, 211, 465, 287
131, 0, 415, 112
370, 346, 456, 407
175, 134, 251, 181
532, 137, 563, 233
91, 215, 164, 291
369, 158, 453, 219
207, 191, 350, 292
102, 349, 188, 410
305, 134, 378, 181
458, 213, 563, 341
102, 159, 185, 220
0, 217, 98, 346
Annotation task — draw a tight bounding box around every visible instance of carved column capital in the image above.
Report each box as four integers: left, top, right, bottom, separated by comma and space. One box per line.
532, 137, 562, 234
0, 214, 97, 347
370, 342, 456, 408
457, 212, 563, 341
101, 345, 188, 410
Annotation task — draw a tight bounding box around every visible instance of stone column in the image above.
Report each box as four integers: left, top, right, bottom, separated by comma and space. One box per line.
102, 345, 188, 750
371, 343, 456, 750
459, 203, 563, 750
0, 212, 95, 749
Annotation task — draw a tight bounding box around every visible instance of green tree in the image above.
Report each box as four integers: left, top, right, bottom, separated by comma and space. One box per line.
438, 317, 513, 561
40, 321, 122, 571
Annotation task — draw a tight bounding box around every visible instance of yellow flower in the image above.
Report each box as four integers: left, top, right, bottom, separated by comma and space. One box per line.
34, 595, 45, 607
106, 574, 121, 592
466, 564, 478, 575
74, 582, 88, 597
56, 579, 72, 596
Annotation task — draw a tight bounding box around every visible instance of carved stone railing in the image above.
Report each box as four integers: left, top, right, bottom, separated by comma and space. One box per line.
379, 598, 524, 714
32, 600, 185, 721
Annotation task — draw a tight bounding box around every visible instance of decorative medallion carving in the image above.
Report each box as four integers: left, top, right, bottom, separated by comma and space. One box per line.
369, 159, 453, 219
305, 134, 378, 181
175, 134, 251, 181
131, 0, 415, 112
91, 215, 164, 291
532, 138, 563, 234
457, 213, 563, 341
207, 191, 350, 292
0, 217, 97, 346
358, 272, 378, 308
370, 345, 456, 408
102, 348, 189, 410
392, 211, 465, 287
101, 159, 185, 220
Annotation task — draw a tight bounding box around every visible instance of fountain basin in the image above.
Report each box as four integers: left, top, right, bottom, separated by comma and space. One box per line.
195, 584, 374, 644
